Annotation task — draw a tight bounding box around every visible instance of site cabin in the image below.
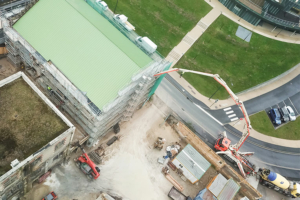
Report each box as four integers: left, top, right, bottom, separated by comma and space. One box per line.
135, 36, 157, 54
113, 14, 135, 31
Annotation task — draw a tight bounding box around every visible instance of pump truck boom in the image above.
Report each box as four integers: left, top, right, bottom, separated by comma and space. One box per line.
154, 68, 255, 177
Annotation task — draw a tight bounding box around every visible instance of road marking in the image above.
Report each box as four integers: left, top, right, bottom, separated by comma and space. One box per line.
230, 117, 238, 121
283, 101, 286, 106
223, 107, 231, 111
252, 158, 300, 171
194, 103, 223, 126
228, 114, 236, 118
226, 111, 234, 114
288, 97, 299, 115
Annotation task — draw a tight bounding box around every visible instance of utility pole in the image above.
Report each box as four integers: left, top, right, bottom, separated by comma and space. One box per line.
275, 29, 283, 37
210, 99, 219, 108
113, 0, 119, 14
208, 86, 221, 100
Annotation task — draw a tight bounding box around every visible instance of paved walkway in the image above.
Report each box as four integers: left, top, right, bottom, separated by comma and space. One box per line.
163, 3, 300, 147
165, 8, 221, 66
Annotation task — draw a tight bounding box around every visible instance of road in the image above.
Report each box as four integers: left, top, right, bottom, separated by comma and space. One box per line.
165, 74, 300, 124
156, 78, 300, 180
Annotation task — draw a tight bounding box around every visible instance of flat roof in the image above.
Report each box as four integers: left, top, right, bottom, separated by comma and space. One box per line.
0, 78, 69, 175
13, 0, 152, 109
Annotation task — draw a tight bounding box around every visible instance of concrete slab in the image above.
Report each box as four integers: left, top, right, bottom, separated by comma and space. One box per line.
235, 26, 252, 42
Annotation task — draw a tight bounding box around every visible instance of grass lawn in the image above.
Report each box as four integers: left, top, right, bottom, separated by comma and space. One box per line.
104, 0, 212, 56
178, 15, 300, 99
250, 111, 300, 140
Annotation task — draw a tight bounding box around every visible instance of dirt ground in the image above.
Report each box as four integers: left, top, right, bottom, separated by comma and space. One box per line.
0, 78, 68, 175
0, 57, 17, 81
23, 99, 223, 200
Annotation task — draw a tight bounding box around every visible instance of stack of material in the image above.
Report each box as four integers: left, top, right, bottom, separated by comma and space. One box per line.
162, 167, 184, 192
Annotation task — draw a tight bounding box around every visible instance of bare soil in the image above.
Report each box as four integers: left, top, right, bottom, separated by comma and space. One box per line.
32, 99, 224, 200
0, 57, 17, 81
0, 78, 68, 175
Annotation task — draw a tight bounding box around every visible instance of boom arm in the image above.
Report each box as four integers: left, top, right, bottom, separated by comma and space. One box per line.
154, 68, 252, 150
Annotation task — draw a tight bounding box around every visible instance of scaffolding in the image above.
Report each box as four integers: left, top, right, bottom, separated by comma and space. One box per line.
1, 2, 170, 146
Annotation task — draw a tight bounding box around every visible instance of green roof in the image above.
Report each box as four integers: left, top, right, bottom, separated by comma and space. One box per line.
13, 0, 152, 109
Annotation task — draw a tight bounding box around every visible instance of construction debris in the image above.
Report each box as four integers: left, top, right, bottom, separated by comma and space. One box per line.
162, 166, 184, 192
154, 137, 166, 150
168, 116, 262, 200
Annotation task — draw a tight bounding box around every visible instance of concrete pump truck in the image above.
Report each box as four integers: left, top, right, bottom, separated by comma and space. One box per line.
154, 68, 256, 178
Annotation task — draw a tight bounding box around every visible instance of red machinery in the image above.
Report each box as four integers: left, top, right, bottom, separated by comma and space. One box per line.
75, 146, 100, 180
42, 191, 57, 200
154, 68, 256, 177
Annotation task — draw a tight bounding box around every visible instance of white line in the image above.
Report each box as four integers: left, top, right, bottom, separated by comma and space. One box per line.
194, 103, 223, 126
228, 114, 236, 118
223, 107, 232, 111
230, 117, 239, 121
252, 158, 300, 171
226, 111, 234, 114
282, 101, 286, 106
288, 97, 299, 115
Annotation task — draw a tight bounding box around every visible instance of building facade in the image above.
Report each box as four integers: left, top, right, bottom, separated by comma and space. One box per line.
219, 0, 300, 32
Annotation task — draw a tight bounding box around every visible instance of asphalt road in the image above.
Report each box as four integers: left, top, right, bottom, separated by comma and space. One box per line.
165, 74, 300, 124
156, 78, 300, 180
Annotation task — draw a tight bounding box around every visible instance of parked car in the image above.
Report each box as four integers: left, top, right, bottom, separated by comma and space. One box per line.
286, 106, 296, 121
42, 191, 57, 200
95, 0, 108, 11
279, 106, 290, 122
269, 108, 281, 125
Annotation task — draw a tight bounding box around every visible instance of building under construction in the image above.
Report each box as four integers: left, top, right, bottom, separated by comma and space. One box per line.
0, 72, 75, 200
1, 0, 170, 146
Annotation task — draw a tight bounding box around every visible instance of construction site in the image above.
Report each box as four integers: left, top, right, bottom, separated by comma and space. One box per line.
18, 95, 261, 200
1, 0, 170, 148
0, 71, 75, 200
0, 0, 298, 200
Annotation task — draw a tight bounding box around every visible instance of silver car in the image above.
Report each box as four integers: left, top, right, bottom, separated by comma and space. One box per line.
286, 106, 296, 121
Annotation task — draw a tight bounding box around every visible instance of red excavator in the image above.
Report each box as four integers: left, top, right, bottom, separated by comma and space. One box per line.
75, 146, 100, 180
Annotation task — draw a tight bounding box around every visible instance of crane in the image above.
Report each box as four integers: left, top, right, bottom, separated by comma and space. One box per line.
154, 68, 256, 177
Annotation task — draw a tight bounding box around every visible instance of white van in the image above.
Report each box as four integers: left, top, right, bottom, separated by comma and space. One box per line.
95, 0, 108, 11
135, 36, 157, 54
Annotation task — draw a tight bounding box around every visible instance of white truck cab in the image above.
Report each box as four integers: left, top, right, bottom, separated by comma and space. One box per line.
113, 14, 135, 31
135, 36, 157, 54
95, 0, 108, 11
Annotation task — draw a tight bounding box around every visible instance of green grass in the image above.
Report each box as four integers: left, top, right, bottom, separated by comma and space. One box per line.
104, 0, 212, 56
178, 15, 300, 99
0, 79, 68, 175
250, 111, 300, 140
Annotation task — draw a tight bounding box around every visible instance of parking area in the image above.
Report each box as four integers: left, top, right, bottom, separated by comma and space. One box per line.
264, 92, 300, 129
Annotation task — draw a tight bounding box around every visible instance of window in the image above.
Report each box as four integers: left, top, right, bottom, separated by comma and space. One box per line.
32, 156, 42, 167
53, 152, 64, 162
55, 139, 66, 151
